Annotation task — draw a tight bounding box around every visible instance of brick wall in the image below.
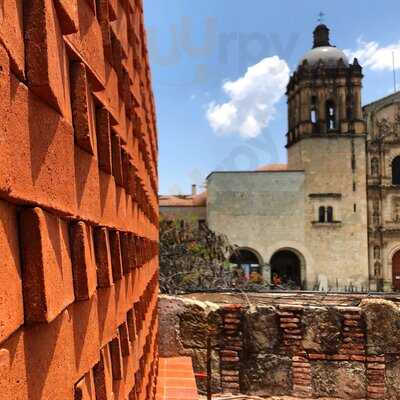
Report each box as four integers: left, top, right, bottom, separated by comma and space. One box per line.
159, 296, 400, 399
0, 1, 159, 399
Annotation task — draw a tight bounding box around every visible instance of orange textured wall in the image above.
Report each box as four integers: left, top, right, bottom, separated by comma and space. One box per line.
0, 0, 159, 399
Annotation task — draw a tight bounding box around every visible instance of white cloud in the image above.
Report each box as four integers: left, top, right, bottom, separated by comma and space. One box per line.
206, 56, 290, 138
344, 38, 400, 71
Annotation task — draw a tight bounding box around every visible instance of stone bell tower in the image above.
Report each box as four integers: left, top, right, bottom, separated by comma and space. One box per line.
287, 24, 364, 149
286, 24, 370, 291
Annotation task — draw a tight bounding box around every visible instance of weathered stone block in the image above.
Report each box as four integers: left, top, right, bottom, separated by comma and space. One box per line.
180, 303, 220, 349
243, 306, 280, 353
311, 361, 366, 399
241, 354, 292, 396
190, 348, 221, 393
302, 306, 343, 354
19, 207, 75, 323
361, 299, 400, 355
385, 355, 400, 400
70, 221, 97, 300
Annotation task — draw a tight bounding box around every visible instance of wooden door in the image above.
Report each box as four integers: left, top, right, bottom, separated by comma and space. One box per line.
392, 250, 400, 291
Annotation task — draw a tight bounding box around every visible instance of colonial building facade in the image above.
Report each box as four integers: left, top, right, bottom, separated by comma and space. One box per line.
364, 92, 400, 291
162, 25, 400, 292
207, 24, 371, 291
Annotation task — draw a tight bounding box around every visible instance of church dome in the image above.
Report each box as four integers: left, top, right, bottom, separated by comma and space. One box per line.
299, 46, 349, 68
299, 24, 349, 68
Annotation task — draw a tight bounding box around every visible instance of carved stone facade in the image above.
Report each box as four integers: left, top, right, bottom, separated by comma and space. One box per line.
364, 92, 400, 291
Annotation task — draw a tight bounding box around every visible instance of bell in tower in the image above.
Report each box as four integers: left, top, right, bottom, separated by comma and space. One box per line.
286, 24, 365, 147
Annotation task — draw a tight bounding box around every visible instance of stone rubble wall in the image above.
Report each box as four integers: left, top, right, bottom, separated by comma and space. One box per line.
0, 1, 159, 399
159, 296, 400, 399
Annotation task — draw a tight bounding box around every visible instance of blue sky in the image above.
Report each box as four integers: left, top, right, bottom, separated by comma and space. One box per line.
143, 1, 400, 194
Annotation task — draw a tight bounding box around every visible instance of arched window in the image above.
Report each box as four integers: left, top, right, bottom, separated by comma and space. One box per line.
326, 100, 336, 131
310, 96, 317, 124
392, 156, 400, 185
327, 206, 334, 223
371, 157, 379, 176
319, 206, 326, 223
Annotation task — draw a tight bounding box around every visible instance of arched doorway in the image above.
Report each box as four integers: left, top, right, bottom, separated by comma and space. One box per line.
270, 249, 302, 289
229, 248, 262, 283
392, 250, 400, 291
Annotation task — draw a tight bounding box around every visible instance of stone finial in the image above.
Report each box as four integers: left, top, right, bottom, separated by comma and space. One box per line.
313, 24, 331, 48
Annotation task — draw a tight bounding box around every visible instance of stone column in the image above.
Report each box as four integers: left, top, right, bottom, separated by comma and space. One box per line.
337, 80, 347, 133
353, 79, 363, 121
317, 85, 326, 133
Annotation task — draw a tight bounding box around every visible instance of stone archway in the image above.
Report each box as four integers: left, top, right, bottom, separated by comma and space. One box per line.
229, 248, 263, 283
270, 249, 303, 289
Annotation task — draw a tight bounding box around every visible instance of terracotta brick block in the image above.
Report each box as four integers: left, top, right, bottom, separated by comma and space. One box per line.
0, 348, 11, 399
111, 132, 124, 186
95, 107, 113, 174
93, 346, 114, 400
53, 0, 78, 34
0, 201, 23, 342
109, 336, 123, 380
119, 322, 131, 357
70, 221, 97, 300
0, 69, 76, 214
74, 145, 101, 221
72, 296, 100, 380
0, 0, 24, 79
19, 207, 75, 323
108, 0, 117, 21
97, 286, 117, 347
109, 230, 123, 281
70, 61, 95, 154
75, 371, 95, 400
127, 309, 137, 342
121, 231, 133, 274
368, 362, 386, 370
24, 0, 68, 113
93, 226, 113, 288
65, 0, 105, 84
96, 0, 113, 61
